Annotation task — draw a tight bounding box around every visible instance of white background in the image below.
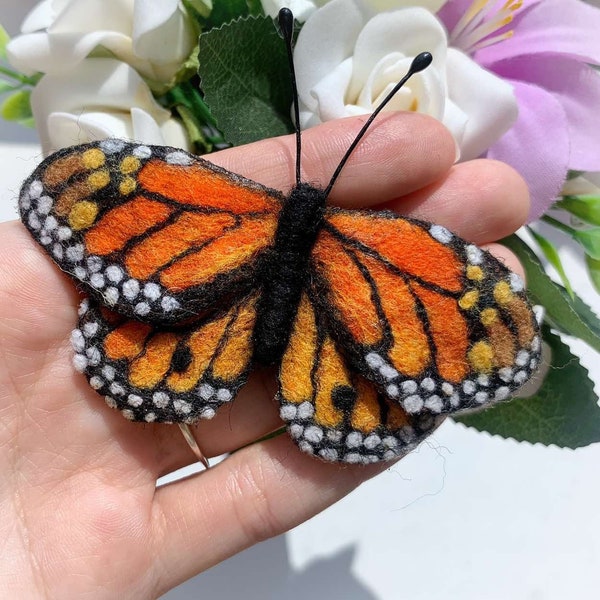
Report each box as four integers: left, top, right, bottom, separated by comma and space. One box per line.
1, 2, 600, 599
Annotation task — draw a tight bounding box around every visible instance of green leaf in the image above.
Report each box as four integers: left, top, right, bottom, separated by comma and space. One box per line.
502, 234, 600, 353
557, 195, 600, 226
456, 327, 600, 448
246, 0, 265, 16
198, 15, 294, 146
0, 80, 17, 94
160, 79, 230, 152
175, 104, 211, 153
528, 228, 574, 298
163, 80, 216, 125
0, 23, 9, 60
586, 255, 600, 296
573, 227, 600, 260
206, 0, 250, 28
182, 0, 213, 21
1, 89, 33, 123
541, 214, 600, 260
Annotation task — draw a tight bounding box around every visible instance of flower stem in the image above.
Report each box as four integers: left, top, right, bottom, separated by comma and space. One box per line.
541, 214, 576, 237
0, 65, 37, 85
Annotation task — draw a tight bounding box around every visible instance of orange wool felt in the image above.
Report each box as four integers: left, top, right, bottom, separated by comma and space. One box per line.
18, 139, 541, 463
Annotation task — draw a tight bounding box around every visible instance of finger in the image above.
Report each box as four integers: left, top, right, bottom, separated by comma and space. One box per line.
0, 221, 80, 352
152, 434, 392, 594
208, 112, 457, 204
387, 159, 530, 244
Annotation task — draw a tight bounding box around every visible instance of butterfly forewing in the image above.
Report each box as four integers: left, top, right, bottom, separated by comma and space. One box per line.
73, 292, 258, 423
19, 140, 282, 324
310, 208, 541, 420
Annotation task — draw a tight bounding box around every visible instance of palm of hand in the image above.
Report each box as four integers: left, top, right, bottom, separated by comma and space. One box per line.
0, 114, 528, 599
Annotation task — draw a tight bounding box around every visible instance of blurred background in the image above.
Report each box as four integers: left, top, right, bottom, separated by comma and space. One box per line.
1, 2, 599, 599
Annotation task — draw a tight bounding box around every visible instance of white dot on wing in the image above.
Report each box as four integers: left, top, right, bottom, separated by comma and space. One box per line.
134, 302, 151, 316
429, 224, 453, 244
165, 151, 194, 166
133, 145, 152, 159
100, 139, 126, 154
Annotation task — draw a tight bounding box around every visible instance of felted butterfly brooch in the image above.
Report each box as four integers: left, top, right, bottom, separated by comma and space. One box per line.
18, 9, 540, 465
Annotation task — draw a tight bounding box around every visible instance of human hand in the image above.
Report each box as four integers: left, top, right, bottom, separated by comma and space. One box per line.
0, 113, 528, 599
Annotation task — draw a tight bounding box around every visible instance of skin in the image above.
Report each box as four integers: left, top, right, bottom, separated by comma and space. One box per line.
0, 113, 529, 599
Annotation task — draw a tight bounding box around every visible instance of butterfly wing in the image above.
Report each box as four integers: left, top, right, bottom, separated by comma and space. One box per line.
308, 208, 540, 420
277, 291, 441, 462
19, 140, 282, 323
73, 292, 259, 423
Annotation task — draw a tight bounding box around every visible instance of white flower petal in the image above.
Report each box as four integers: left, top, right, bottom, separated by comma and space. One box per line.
351, 8, 448, 84
441, 97, 469, 153
31, 58, 188, 154
360, 0, 448, 19
20, 0, 58, 33
8, 0, 195, 82
46, 112, 133, 150
261, 0, 327, 21
133, 0, 196, 71
308, 58, 355, 124
445, 48, 518, 161
295, 0, 365, 112
49, 0, 133, 35
131, 107, 190, 149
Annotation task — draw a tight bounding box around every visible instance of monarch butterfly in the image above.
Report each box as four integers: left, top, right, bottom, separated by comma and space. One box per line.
18, 9, 540, 464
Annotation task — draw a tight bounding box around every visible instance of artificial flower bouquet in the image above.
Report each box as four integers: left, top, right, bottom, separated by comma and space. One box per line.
1, 0, 600, 451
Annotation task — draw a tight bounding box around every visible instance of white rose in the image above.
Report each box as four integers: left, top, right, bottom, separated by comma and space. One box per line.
261, 0, 447, 21
7, 0, 196, 84
31, 58, 190, 155
261, 0, 328, 22
294, 0, 518, 161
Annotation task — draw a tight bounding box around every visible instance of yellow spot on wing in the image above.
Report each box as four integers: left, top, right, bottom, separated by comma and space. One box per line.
69, 201, 98, 230
480, 308, 498, 326
119, 177, 137, 195
466, 265, 484, 281
82, 148, 106, 170
87, 169, 110, 190
494, 281, 513, 305
458, 290, 479, 310
120, 156, 141, 174
468, 341, 494, 373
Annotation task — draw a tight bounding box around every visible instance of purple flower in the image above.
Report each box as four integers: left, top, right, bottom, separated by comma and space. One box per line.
438, 0, 600, 221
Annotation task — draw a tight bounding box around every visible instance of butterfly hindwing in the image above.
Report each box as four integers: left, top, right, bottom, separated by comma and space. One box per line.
277, 292, 443, 462
19, 140, 282, 324
310, 208, 541, 418
73, 292, 259, 423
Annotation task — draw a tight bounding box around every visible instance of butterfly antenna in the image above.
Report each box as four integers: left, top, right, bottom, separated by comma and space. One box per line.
323, 52, 433, 198
278, 8, 302, 186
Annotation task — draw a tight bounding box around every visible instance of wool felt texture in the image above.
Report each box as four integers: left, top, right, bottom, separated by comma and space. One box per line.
19, 139, 542, 463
